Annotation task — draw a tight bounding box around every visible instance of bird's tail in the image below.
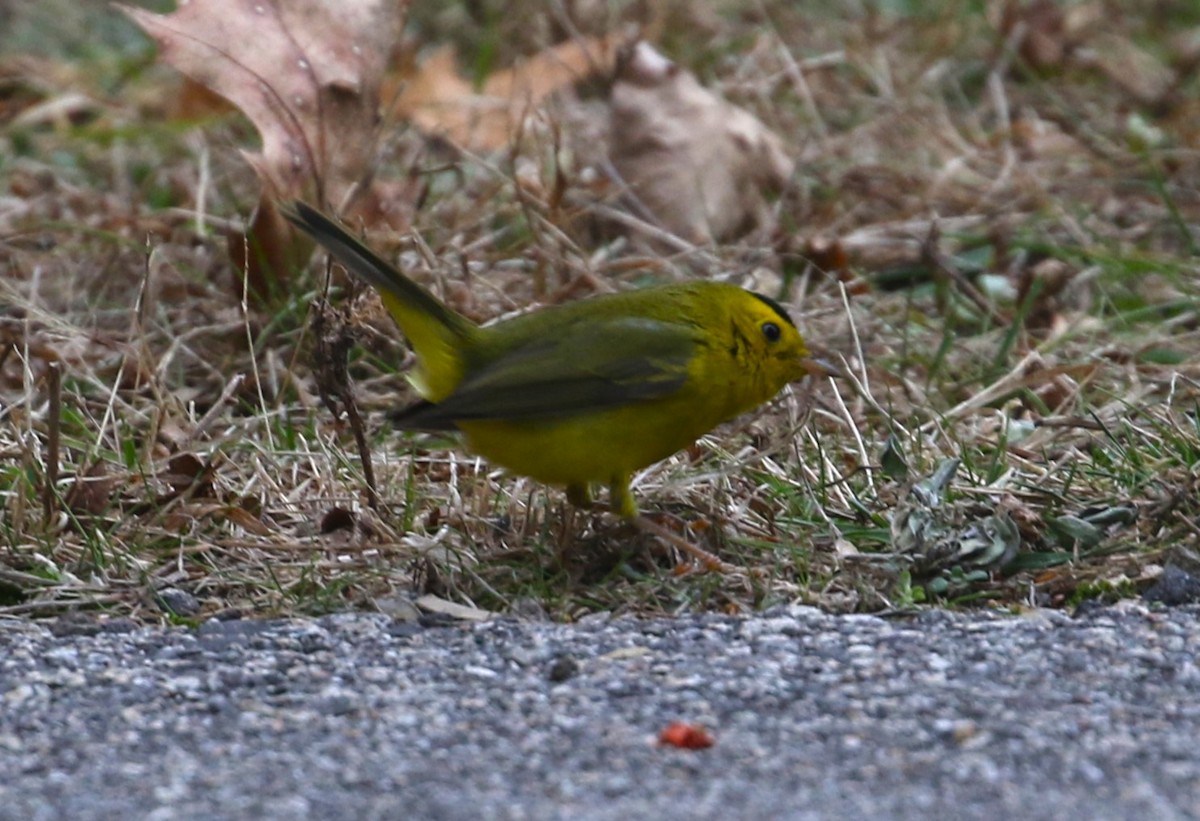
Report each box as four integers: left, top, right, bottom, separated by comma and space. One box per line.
283, 201, 475, 401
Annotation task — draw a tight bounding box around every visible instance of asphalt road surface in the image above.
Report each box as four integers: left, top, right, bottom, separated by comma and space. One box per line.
2, 604, 1198, 820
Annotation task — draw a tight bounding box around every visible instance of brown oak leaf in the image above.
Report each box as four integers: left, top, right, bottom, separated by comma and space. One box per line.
119, 0, 408, 302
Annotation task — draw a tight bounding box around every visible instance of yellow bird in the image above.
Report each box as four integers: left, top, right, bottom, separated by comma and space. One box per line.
285, 201, 827, 521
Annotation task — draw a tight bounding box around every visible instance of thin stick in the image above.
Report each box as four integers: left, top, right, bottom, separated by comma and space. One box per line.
184, 373, 245, 447
776, 42, 833, 141
634, 514, 737, 574
922, 221, 1008, 327
42, 361, 61, 521
342, 381, 380, 512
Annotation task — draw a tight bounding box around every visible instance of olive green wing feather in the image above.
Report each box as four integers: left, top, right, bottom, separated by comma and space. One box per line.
390, 316, 696, 430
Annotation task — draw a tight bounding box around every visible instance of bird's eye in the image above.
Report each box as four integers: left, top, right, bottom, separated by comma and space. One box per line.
762, 322, 781, 343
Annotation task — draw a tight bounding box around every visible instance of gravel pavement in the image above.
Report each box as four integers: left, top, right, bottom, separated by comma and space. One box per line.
1, 604, 1198, 820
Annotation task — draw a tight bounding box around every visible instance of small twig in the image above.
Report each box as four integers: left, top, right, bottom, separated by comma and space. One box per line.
0, 568, 60, 588
1033, 415, 1109, 431
839, 215, 998, 257
42, 361, 61, 522
185, 373, 245, 448
584, 201, 714, 264
920, 348, 1042, 433
311, 281, 380, 512
838, 281, 871, 399
341, 382, 380, 512
0, 593, 127, 616
986, 69, 1017, 192
238, 232, 276, 452
633, 514, 738, 574
194, 139, 210, 236
827, 373, 875, 498
921, 221, 1008, 327
143, 454, 220, 526
776, 42, 832, 141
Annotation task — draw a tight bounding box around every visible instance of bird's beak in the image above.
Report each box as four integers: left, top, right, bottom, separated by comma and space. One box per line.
800, 354, 844, 379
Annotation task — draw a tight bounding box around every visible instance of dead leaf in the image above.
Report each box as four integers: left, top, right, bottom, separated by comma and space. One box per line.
997, 0, 1070, 70
414, 593, 495, 621
993, 0, 1101, 72
160, 453, 216, 498
803, 235, 849, 279
120, 0, 403, 204
226, 196, 309, 304
1015, 256, 1083, 335
350, 173, 427, 232
608, 42, 795, 244
218, 504, 273, 537
155, 416, 191, 452
801, 235, 871, 294
119, 0, 407, 299
833, 538, 860, 557
11, 92, 98, 130
171, 77, 234, 121
388, 34, 623, 152
64, 463, 119, 517
1078, 33, 1175, 107
320, 506, 356, 534
1011, 110, 1085, 161
0, 54, 91, 126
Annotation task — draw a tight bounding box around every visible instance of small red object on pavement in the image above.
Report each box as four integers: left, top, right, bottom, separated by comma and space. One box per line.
658, 722, 715, 749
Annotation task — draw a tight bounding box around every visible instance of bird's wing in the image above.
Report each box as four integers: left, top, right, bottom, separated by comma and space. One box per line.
390, 316, 697, 429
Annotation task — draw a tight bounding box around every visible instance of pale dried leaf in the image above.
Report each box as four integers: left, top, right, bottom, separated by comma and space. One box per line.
11, 92, 98, 129
609, 43, 795, 243
1079, 33, 1175, 105
415, 593, 495, 621
993, 0, 1102, 71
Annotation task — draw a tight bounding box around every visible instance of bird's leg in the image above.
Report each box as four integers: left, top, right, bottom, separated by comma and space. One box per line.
608, 474, 638, 521
566, 483, 593, 510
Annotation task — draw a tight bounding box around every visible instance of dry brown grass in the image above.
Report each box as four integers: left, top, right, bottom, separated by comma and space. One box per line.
2, 1, 1199, 621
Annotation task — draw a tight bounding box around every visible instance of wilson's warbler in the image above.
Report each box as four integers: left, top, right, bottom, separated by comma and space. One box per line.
286, 201, 827, 520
